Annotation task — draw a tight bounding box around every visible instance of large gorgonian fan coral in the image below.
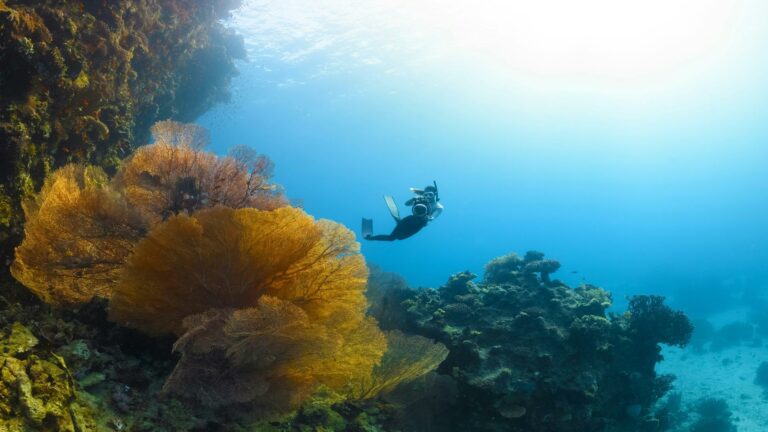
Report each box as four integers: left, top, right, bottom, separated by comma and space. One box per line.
349, 330, 449, 400
115, 120, 286, 225
109, 206, 372, 336
163, 298, 386, 411
10, 164, 146, 306
109, 206, 387, 411
11, 121, 286, 306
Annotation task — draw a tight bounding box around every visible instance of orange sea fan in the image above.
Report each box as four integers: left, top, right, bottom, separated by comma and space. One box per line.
163, 297, 386, 411
11, 164, 147, 306
114, 120, 286, 225
108, 206, 370, 336
348, 330, 449, 400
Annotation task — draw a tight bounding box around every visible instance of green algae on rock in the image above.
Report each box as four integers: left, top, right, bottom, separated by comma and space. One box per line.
0, 322, 98, 431
0, 322, 38, 356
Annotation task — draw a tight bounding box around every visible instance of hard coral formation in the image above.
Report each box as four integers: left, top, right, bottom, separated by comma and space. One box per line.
0, 0, 245, 290
11, 121, 285, 306
371, 251, 693, 432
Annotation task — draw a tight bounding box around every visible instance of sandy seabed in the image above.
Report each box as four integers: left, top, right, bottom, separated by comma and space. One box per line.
659, 344, 768, 431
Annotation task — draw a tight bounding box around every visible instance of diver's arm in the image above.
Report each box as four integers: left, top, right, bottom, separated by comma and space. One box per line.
428, 202, 443, 220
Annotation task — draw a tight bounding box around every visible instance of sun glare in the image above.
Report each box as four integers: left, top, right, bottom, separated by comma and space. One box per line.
409, 0, 739, 79
234, 0, 743, 83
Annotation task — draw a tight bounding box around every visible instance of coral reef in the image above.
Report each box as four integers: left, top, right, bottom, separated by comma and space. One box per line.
10, 164, 147, 306
0, 0, 246, 292
653, 392, 687, 431
109, 206, 388, 413
115, 120, 286, 226
11, 121, 285, 306
0, 320, 98, 431
0, 295, 236, 431
250, 390, 399, 432
4, 243, 700, 431
109, 206, 368, 336
688, 398, 736, 432
8, 121, 454, 423
368, 252, 693, 432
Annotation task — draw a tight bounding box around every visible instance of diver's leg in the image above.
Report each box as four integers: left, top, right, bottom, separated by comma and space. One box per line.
389, 215, 427, 240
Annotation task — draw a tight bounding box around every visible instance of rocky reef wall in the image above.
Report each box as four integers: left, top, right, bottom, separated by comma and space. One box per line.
0, 0, 245, 292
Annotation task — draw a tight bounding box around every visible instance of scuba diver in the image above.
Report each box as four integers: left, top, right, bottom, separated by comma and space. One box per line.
362, 181, 443, 241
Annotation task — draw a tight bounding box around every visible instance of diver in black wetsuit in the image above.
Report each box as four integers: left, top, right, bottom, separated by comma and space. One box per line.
362, 181, 443, 241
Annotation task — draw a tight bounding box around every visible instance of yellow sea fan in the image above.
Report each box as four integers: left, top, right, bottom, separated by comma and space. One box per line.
114, 121, 285, 225
348, 330, 449, 400
11, 164, 146, 306
109, 206, 369, 336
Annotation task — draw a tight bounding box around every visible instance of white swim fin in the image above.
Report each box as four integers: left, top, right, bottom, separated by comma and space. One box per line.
384, 195, 400, 220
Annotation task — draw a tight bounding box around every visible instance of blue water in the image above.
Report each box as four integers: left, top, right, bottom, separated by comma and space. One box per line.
198, 0, 768, 316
